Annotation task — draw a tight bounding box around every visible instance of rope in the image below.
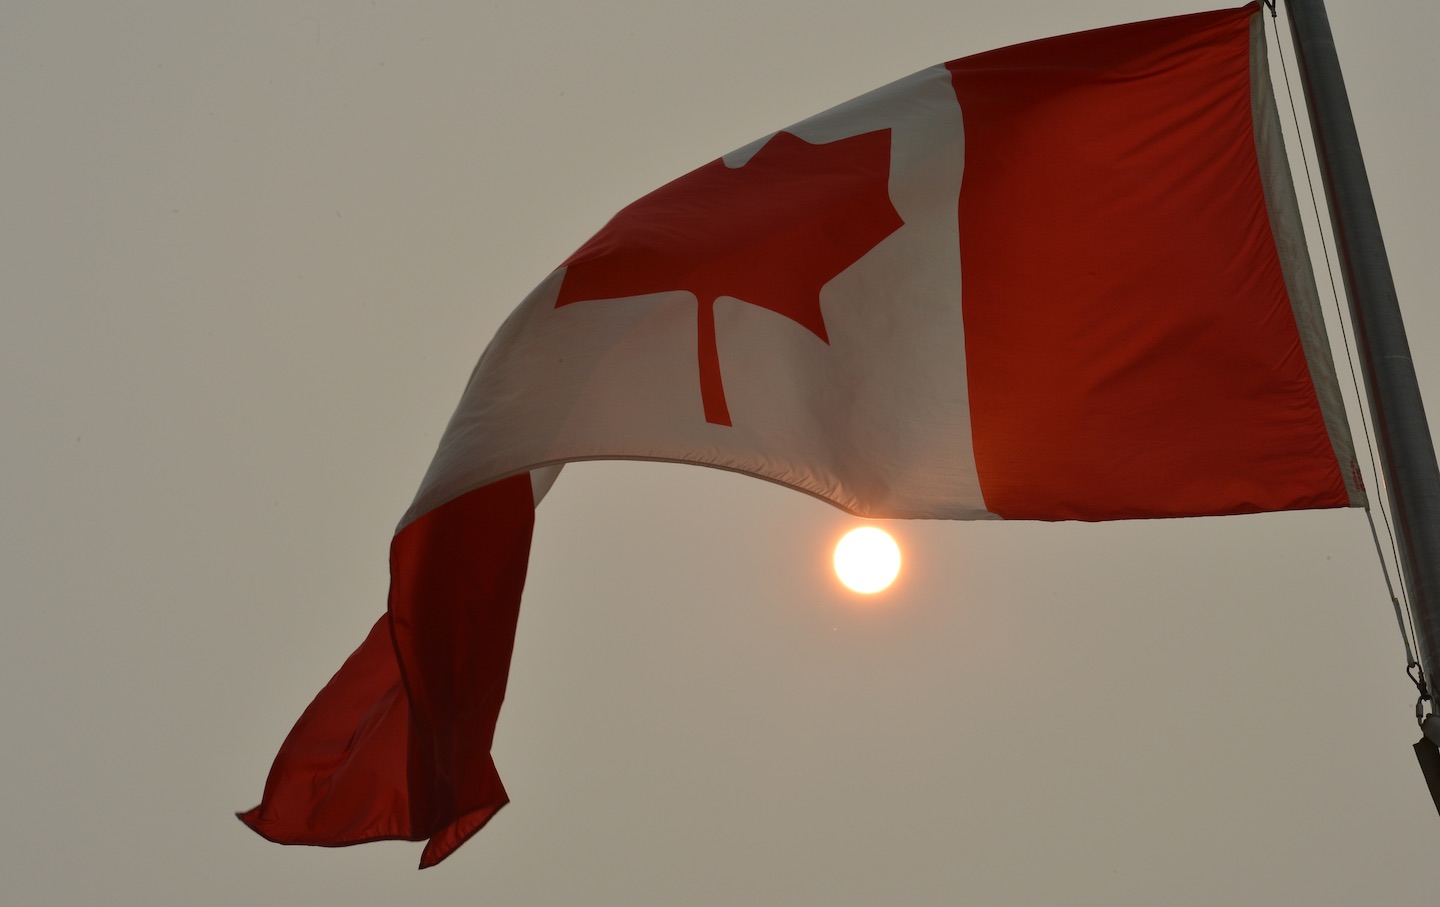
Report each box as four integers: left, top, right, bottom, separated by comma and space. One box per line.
1366, 508, 1419, 668
1266, 7, 1428, 704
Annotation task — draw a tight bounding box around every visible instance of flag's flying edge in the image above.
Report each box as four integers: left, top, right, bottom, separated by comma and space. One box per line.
239, 474, 534, 868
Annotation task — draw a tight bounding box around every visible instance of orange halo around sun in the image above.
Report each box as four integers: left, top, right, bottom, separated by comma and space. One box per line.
833, 527, 901, 593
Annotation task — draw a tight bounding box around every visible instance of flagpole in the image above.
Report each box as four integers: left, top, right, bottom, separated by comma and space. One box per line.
1281, 0, 1440, 709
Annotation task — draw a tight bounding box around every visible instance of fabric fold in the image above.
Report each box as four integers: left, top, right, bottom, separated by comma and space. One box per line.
240, 473, 535, 867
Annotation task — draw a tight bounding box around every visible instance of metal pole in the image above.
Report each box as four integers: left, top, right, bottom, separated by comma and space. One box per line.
1282, 0, 1440, 697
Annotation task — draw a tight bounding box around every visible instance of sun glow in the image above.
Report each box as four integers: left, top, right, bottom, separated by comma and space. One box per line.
833, 527, 901, 594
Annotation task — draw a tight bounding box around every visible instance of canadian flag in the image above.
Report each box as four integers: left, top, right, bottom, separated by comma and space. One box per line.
241, 2, 1363, 867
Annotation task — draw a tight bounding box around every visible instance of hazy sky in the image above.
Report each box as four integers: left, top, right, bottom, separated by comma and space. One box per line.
5, 2, 1438, 904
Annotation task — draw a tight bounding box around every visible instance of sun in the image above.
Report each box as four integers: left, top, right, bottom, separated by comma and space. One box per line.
833, 527, 901, 594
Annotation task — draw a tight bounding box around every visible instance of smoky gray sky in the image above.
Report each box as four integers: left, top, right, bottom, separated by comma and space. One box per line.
4, 2, 1437, 903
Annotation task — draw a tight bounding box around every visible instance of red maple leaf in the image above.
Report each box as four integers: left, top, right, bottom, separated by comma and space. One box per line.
555, 129, 904, 426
